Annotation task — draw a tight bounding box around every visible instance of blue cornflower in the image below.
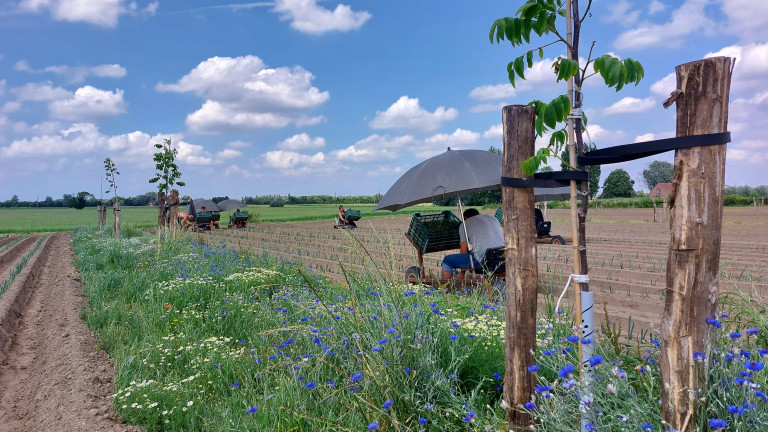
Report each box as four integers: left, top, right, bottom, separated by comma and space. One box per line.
326, 380, 336, 387
709, 419, 727, 429
566, 335, 580, 343
759, 349, 768, 357
493, 372, 502, 380
706, 317, 722, 328
693, 352, 706, 362
584, 423, 596, 431
367, 422, 379, 430
727, 405, 745, 415
232, 382, 240, 387
350, 372, 363, 382
418, 417, 427, 424
588, 355, 604, 366
372, 345, 382, 352
744, 360, 765, 371
543, 349, 555, 356
641, 423, 655, 431
562, 379, 577, 389
247, 406, 258, 414
741, 349, 751, 358
379, 338, 388, 344
450, 335, 458, 341
527, 365, 540, 372
524, 401, 535, 410
746, 327, 759, 336
383, 400, 393, 410
757, 391, 768, 402
462, 410, 475, 422
305, 381, 316, 390
581, 338, 593, 345
535, 385, 552, 394
559, 364, 576, 378
730, 332, 742, 339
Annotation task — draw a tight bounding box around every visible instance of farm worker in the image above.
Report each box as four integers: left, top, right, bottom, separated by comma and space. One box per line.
440, 208, 504, 280
177, 212, 194, 231
338, 205, 357, 228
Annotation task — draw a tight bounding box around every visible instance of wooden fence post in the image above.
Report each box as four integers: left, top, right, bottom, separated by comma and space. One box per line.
97, 205, 106, 230
501, 105, 539, 429
113, 202, 121, 238
157, 192, 166, 229
661, 56, 733, 430
169, 189, 179, 238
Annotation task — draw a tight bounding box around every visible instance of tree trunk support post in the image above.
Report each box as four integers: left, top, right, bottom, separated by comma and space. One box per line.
157, 192, 166, 229
169, 189, 179, 238
97, 205, 106, 230
661, 56, 733, 430
501, 105, 539, 430
113, 203, 121, 238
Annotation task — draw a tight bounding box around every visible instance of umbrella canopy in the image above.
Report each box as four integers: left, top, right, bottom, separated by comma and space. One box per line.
373, 148, 571, 211
192, 199, 221, 212
216, 198, 246, 211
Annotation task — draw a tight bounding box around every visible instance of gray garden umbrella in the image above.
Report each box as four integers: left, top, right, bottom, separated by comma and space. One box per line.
373, 148, 570, 211
192, 199, 221, 212
216, 198, 246, 211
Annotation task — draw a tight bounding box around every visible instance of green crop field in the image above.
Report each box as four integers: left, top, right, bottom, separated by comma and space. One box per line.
0, 203, 457, 234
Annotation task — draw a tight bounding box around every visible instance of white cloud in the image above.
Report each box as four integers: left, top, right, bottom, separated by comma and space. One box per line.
614, 0, 715, 50
157, 56, 329, 133
176, 140, 214, 165
262, 149, 325, 169
469, 102, 507, 114
1, 122, 112, 157
216, 149, 243, 159
605, 1, 640, 27
706, 42, 768, 94
49, 86, 126, 120
278, 133, 325, 150
720, 0, 768, 42
603, 97, 655, 115
648, 0, 666, 14
369, 96, 458, 132
650, 73, 676, 98
366, 165, 403, 177
18, 0, 131, 28
483, 123, 503, 139
416, 128, 480, 158
333, 134, 414, 162
11, 81, 71, 101
227, 140, 251, 149
15, 60, 127, 83
469, 83, 517, 101
272, 0, 371, 35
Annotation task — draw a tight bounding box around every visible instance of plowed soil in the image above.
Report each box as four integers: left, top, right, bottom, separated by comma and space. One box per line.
0, 232, 140, 432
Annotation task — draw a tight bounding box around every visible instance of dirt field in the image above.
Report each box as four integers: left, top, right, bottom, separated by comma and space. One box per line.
0, 233, 139, 432
202, 207, 768, 333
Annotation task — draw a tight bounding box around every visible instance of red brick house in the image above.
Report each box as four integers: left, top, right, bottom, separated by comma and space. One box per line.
651, 183, 673, 198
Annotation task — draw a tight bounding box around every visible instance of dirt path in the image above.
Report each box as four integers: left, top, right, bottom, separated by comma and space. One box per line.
0, 233, 139, 432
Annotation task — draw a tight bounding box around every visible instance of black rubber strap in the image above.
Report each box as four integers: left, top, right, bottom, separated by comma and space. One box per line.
578, 132, 730, 166
501, 170, 588, 188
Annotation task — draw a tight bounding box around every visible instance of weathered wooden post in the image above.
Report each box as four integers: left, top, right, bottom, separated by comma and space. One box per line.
157, 192, 166, 229
169, 189, 179, 238
501, 105, 539, 429
97, 205, 106, 230
661, 56, 733, 430
113, 202, 121, 238
652, 197, 658, 222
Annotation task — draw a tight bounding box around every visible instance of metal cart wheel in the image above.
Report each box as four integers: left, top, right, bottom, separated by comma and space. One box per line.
550, 235, 566, 245
404, 266, 421, 284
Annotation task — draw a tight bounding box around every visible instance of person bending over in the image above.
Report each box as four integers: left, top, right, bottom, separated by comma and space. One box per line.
338, 205, 357, 228
440, 208, 504, 280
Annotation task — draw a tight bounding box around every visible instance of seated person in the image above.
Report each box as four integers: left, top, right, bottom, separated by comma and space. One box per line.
198, 206, 220, 231
338, 205, 357, 228
232, 208, 247, 228
440, 208, 504, 280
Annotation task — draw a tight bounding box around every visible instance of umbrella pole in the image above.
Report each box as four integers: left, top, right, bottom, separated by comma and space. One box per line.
457, 197, 474, 273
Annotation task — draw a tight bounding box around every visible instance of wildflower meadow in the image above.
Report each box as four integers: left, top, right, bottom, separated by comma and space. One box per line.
72, 228, 767, 431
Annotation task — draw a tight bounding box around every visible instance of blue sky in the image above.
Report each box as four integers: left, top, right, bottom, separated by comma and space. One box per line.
1, 0, 767, 202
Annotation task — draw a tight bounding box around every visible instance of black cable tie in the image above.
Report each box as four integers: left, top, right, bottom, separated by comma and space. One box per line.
501, 170, 588, 188
578, 132, 730, 166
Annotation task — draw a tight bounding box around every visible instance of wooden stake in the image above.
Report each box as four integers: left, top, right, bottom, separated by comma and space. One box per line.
169, 189, 179, 239
157, 192, 166, 229
501, 105, 539, 430
661, 56, 733, 430
113, 202, 121, 238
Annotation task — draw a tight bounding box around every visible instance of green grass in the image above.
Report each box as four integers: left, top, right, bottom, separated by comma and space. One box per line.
73, 229, 768, 431
0, 204, 456, 234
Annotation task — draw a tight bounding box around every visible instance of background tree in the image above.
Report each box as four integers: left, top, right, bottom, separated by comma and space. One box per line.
149, 138, 186, 196
104, 157, 120, 204
642, 160, 674, 190
561, 142, 601, 198
69, 191, 93, 209
602, 169, 635, 198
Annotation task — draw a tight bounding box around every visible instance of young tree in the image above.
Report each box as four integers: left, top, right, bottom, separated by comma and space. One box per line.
561, 142, 601, 198
641, 160, 674, 190
104, 157, 120, 204
149, 138, 185, 195
602, 169, 635, 198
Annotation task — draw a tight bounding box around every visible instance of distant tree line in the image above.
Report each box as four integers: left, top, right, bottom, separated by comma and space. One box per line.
241, 194, 385, 206
0, 192, 159, 208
